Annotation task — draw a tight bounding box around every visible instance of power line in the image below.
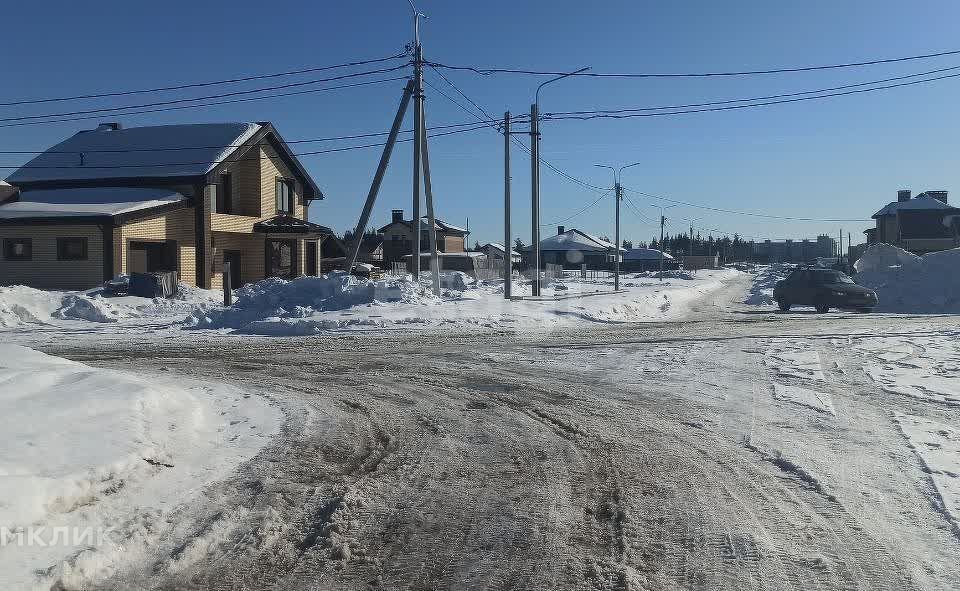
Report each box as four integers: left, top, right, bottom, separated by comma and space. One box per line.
0, 118, 519, 155
541, 190, 612, 226
0, 52, 410, 107
543, 70, 960, 121
0, 76, 411, 130
546, 63, 960, 117
0, 65, 411, 124
0, 123, 494, 170
624, 187, 870, 223
425, 47, 960, 78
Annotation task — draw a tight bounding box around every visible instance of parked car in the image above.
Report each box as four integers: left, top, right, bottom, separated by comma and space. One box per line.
773, 267, 878, 313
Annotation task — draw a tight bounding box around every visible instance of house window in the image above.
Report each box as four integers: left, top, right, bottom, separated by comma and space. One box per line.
217, 173, 233, 214
3, 238, 32, 260
276, 178, 294, 214
57, 237, 88, 261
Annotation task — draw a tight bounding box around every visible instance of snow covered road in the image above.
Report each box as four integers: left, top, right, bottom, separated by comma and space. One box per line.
9, 272, 960, 590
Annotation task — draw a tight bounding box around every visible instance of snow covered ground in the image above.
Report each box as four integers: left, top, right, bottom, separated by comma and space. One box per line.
743, 263, 792, 305
0, 268, 741, 337
0, 344, 280, 590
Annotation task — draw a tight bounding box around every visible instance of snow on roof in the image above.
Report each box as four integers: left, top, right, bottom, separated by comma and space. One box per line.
482, 242, 521, 257
6, 123, 261, 184
379, 216, 469, 234
539, 228, 625, 252
873, 194, 953, 218
623, 247, 674, 260
0, 187, 185, 218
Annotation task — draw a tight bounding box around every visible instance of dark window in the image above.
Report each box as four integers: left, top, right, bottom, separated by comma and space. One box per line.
276, 178, 294, 214
57, 237, 88, 261
217, 173, 233, 214
3, 238, 32, 261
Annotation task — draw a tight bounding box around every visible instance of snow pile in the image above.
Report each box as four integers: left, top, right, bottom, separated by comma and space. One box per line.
744, 264, 792, 305
187, 272, 436, 333
53, 294, 137, 323
854, 244, 960, 313
0, 285, 62, 327
0, 345, 280, 589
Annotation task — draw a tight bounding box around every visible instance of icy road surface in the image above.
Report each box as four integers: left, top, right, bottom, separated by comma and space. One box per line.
19, 274, 960, 590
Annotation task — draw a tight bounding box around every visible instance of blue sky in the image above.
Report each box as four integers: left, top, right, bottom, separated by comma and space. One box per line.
3, 1, 959, 247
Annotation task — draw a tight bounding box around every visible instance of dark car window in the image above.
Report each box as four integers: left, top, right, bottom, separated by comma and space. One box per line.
810, 270, 854, 285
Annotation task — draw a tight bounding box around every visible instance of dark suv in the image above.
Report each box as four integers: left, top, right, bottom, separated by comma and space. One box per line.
773, 267, 878, 313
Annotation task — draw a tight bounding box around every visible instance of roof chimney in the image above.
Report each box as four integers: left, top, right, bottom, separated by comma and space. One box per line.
391, 209, 404, 223
96, 122, 122, 131
926, 190, 948, 204
897, 189, 912, 202
558, 225, 565, 235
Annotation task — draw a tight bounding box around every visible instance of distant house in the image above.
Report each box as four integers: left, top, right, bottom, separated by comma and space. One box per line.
867, 189, 959, 254
0, 122, 330, 290
480, 242, 521, 263
622, 247, 678, 271
378, 209, 469, 266
524, 226, 625, 269
356, 234, 384, 265
752, 235, 835, 263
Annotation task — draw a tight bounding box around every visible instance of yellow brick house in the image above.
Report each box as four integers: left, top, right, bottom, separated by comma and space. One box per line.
0, 122, 330, 290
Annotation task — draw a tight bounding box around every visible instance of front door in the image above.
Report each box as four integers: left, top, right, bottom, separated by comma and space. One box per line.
305, 241, 318, 276
266, 239, 297, 279
223, 250, 242, 289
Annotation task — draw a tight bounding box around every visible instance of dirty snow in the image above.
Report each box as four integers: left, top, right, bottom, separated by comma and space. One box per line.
896, 414, 960, 535
0, 345, 280, 590
743, 264, 792, 305
765, 347, 826, 381
771, 383, 835, 414
861, 336, 960, 406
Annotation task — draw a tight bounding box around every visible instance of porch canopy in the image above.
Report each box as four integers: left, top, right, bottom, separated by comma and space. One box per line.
252, 214, 332, 239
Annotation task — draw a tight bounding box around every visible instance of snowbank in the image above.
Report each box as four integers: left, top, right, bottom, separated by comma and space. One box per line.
744, 264, 793, 305
854, 244, 960, 313
0, 345, 280, 589
187, 269, 741, 335
0, 286, 62, 327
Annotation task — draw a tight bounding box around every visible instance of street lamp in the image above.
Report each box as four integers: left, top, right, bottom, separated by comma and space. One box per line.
529, 66, 590, 296
594, 162, 640, 291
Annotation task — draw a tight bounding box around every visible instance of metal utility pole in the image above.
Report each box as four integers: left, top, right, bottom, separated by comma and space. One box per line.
594, 162, 640, 291
503, 111, 512, 299
346, 81, 414, 272
530, 66, 589, 297
409, 1, 425, 280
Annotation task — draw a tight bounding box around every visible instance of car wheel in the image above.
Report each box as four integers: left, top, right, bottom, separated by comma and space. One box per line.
815, 301, 830, 313
776, 299, 791, 311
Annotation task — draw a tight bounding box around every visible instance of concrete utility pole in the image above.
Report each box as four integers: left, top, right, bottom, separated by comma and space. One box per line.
503, 111, 512, 299
530, 66, 589, 297
409, 1, 425, 280
346, 81, 414, 272
420, 107, 441, 296
594, 162, 640, 291
659, 214, 666, 281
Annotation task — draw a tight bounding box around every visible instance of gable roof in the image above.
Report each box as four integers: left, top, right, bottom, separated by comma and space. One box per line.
623, 247, 674, 260
536, 228, 626, 252
0, 187, 186, 221
5, 122, 323, 200
482, 242, 520, 257
873, 194, 953, 218
7, 123, 260, 184
378, 216, 469, 235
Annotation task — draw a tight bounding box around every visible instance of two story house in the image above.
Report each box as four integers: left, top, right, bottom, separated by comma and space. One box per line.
378, 209, 469, 266
0, 122, 331, 291
867, 189, 959, 254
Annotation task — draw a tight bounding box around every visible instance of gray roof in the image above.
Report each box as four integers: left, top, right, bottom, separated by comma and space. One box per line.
623, 247, 674, 261
873, 194, 953, 218
0, 187, 184, 219
6, 123, 261, 184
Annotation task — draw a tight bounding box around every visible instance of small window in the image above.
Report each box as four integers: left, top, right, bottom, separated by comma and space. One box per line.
217, 173, 233, 214
3, 238, 32, 261
57, 237, 88, 261
276, 178, 294, 214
